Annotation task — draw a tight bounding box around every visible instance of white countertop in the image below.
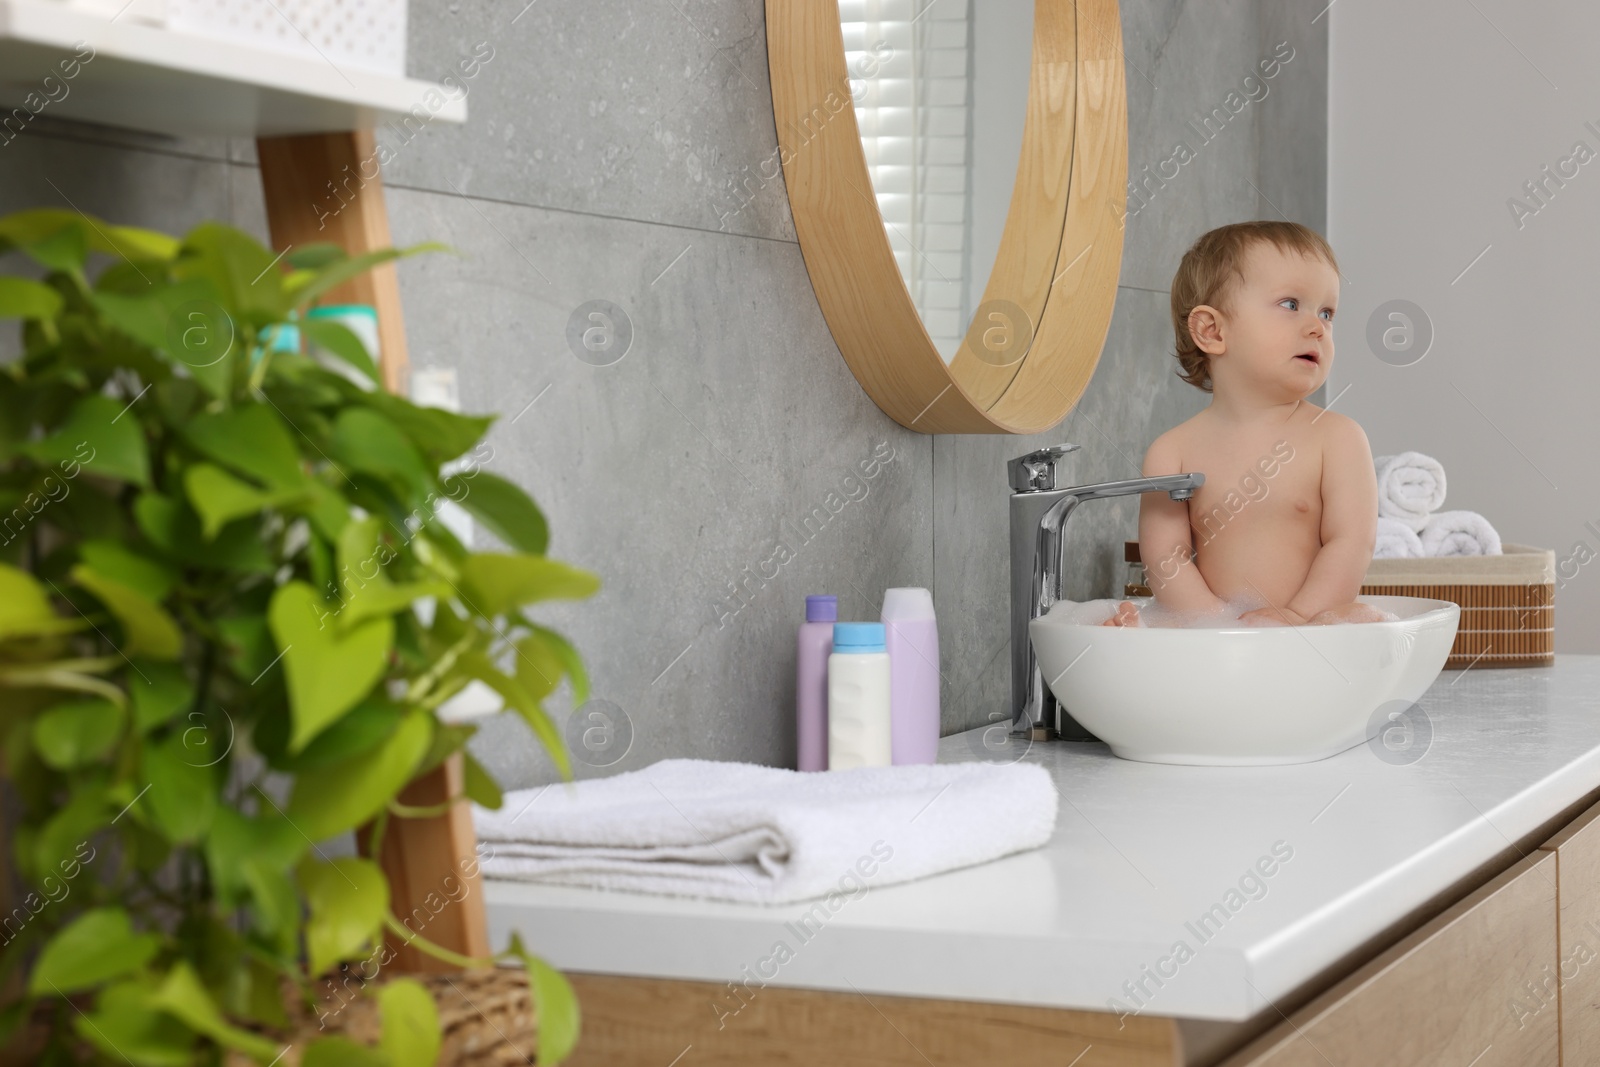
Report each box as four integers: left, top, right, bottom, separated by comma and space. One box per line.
484, 654, 1600, 1021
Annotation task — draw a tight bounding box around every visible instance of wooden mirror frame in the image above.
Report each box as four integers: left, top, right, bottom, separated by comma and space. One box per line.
765, 0, 1127, 434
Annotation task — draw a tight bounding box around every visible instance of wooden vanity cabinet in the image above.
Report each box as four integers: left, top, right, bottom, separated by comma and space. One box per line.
1538, 799, 1600, 1061
1221, 850, 1559, 1066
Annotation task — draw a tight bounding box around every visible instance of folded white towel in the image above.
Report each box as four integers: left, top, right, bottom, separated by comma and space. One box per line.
1374, 516, 1426, 559
1374, 452, 1447, 532
473, 758, 1058, 905
1419, 509, 1503, 557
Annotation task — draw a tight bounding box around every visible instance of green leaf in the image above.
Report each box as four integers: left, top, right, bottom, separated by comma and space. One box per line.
458, 652, 570, 780
0, 210, 88, 271
140, 731, 218, 844
414, 720, 474, 777
204, 806, 305, 906
463, 750, 503, 810
133, 491, 274, 573
0, 276, 63, 321
304, 1036, 389, 1067
514, 632, 565, 703
32, 787, 105, 883
268, 581, 394, 753
358, 390, 493, 466
302, 317, 380, 385
20, 392, 150, 486
28, 908, 160, 996
73, 978, 198, 1067
181, 405, 306, 490
446, 470, 548, 555
78, 540, 178, 602
334, 515, 449, 628
91, 278, 231, 391
521, 622, 590, 705
71, 563, 182, 660
378, 977, 441, 1067
129, 661, 193, 733
0, 562, 73, 642
217, 612, 274, 682
32, 698, 123, 769
150, 962, 280, 1062
184, 462, 308, 539
296, 478, 352, 542
330, 407, 432, 501
260, 694, 404, 774
0, 209, 178, 263
300, 857, 389, 977
459, 553, 600, 618
290, 242, 450, 308
507, 934, 580, 1066
286, 708, 432, 840
173, 221, 288, 319
101, 220, 182, 262
339, 580, 452, 631
286, 243, 346, 270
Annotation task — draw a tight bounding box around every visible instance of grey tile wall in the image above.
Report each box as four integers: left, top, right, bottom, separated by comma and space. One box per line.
0, 0, 1326, 788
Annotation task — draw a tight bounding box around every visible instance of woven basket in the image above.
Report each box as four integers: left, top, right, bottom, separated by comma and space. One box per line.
1361, 542, 1554, 669
222, 967, 540, 1067
7, 967, 539, 1067
1122, 541, 1556, 670
4, 968, 539, 1067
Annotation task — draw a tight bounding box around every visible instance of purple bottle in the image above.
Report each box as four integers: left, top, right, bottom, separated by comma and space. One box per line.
883, 588, 939, 764
796, 595, 836, 771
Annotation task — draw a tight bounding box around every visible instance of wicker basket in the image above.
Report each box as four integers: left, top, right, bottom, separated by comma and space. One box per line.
0, 967, 541, 1067
1122, 541, 1555, 670
228, 967, 540, 1067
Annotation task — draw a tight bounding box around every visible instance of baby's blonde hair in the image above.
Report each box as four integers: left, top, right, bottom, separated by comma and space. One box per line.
1170, 221, 1339, 392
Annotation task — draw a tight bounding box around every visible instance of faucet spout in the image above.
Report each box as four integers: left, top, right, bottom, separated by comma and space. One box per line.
1007, 446, 1203, 740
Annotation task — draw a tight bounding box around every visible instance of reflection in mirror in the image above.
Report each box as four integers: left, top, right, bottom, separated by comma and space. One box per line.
841, 0, 1034, 362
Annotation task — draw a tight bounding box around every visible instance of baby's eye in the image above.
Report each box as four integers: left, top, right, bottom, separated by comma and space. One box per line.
1279, 298, 1298, 311
1320, 308, 1334, 322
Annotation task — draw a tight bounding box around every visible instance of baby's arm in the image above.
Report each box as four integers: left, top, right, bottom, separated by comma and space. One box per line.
1139, 434, 1229, 615
1286, 416, 1379, 619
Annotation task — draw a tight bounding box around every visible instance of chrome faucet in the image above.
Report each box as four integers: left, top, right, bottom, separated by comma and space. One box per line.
1008, 444, 1204, 740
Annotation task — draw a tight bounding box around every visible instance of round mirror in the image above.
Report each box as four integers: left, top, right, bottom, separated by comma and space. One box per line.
767, 0, 1128, 434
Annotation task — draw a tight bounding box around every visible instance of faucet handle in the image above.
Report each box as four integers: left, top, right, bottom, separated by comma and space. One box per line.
1007, 444, 1081, 492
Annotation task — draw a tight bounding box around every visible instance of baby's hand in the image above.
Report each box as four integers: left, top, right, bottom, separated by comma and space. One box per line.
1236, 605, 1308, 627
1101, 601, 1141, 627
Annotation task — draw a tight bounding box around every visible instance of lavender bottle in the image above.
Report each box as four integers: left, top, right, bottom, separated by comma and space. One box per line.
796, 595, 836, 771
883, 588, 940, 764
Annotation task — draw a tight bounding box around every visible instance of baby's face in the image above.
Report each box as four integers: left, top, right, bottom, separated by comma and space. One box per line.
1204, 243, 1340, 399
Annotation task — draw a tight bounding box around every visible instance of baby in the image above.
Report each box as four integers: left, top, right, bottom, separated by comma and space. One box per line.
1103, 221, 1387, 629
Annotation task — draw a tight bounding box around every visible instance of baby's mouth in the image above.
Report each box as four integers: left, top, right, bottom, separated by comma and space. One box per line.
1294, 351, 1319, 365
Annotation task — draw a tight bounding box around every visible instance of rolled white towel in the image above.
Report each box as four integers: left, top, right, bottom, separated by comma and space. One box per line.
1419, 510, 1502, 557
1374, 516, 1426, 559
473, 758, 1058, 904
1374, 452, 1447, 532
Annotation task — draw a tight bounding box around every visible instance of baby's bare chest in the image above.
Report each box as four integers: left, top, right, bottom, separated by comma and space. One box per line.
1181, 432, 1323, 531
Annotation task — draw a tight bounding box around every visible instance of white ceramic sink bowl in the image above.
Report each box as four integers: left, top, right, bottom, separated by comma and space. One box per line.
1030, 595, 1461, 766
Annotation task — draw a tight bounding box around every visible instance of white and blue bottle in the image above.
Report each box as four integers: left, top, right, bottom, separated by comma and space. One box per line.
827, 622, 892, 770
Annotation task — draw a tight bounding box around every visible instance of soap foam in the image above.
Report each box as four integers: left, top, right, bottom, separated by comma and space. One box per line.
1047, 597, 1400, 629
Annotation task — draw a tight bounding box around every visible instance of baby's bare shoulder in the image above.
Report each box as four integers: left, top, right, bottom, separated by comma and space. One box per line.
1299, 405, 1370, 449
1293, 407, 1374, 483
1144, 416, 1202, 475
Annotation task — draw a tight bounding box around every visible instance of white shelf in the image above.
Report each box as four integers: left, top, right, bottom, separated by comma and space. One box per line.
0, 0, 466, 139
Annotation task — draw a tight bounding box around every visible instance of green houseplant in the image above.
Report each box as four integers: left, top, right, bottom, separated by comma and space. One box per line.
0, 209, 595, 1065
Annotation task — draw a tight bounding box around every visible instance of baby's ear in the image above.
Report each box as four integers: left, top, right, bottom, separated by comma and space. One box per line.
1188, 305, 1225, 354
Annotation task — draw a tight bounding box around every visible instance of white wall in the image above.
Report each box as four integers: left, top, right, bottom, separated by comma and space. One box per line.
1330, 0, 1599, 653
